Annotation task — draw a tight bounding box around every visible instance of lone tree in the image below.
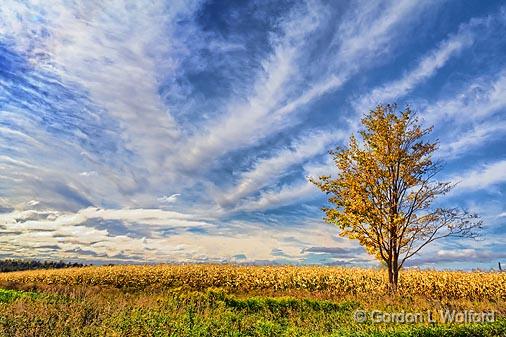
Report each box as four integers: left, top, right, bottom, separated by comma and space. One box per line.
311, 105, 482, 290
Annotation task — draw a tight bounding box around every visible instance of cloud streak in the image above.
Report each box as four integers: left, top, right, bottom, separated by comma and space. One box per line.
354, 19, 476, 113
450, 160, 506, 193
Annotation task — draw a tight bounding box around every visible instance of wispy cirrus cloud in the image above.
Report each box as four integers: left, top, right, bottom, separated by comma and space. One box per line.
423, 70, 506, 125
439, 119, 506, 159
353, 20, 475, 114
423, 69, 506, 166
231, 158, 336, 213
0, 0, 205, 208
217, 130, 344, 208
331, 0, 436, 70
176, 1, 324, 171
206, 0, 439, 213
450, 159, 506, 194
178, 0, 435, 172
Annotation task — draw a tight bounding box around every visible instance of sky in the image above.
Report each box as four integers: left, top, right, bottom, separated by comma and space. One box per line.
0, 0, 505, 269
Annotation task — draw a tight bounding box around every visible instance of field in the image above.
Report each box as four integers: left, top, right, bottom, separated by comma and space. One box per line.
0, 264, 504, 336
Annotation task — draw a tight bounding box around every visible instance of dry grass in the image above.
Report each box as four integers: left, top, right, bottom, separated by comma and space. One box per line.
0, 264, 504, 301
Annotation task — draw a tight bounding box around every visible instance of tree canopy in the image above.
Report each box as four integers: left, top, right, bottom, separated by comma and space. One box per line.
311, 105, 482, 288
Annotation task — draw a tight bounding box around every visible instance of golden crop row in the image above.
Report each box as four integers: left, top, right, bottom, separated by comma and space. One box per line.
0, 264, 504, 300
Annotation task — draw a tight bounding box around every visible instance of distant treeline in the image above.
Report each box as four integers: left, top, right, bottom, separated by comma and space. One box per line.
0, 259, 87, 272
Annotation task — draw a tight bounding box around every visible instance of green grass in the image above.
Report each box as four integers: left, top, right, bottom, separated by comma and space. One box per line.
0, 287, 503, 336
0, 288, 38, 303
342, 320, 506, 337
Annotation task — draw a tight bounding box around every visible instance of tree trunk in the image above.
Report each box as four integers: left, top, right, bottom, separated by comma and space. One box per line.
392, 252, 399, 291
387, 257, 399, 292
392, 265, 399, 291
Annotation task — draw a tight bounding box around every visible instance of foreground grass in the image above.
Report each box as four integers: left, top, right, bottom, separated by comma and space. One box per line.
0, 287, 503, 337
0, 288, 38, 303
0, 265, 504, 336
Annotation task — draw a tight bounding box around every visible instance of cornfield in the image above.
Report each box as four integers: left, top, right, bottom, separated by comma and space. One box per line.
1, 264, 504, 301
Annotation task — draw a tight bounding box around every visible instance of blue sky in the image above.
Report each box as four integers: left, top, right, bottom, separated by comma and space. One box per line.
0, 0, 505, 269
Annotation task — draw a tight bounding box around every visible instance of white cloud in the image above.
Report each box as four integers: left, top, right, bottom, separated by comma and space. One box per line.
0, 206, 359, 263
354, 20, 475, 113
0, 1, 504, 266
0, 0, 204, 208
218, 130, 344, 207
200, 1, 438, 212
0, 0, 440, 214
233, 181, 317, 213
0, 207, 212, 230
439, 120, 506, 159
231, 158, 335, 213
451, 160, 506, 193
264, 1, 435, 133
176, 1, 323, 170
423, 70, 506, 125
416, 69, 506, 166
177, 1, 434, 172
79, 171, 98, 177
334, 1, 434, 69
26, 200, 40, 207
157, 194, 181, 204
1, 1, 195, 162
411, 248, 506, 265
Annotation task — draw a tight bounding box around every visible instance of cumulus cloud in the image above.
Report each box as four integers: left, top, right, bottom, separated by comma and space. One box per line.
0, 207, 360, 264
